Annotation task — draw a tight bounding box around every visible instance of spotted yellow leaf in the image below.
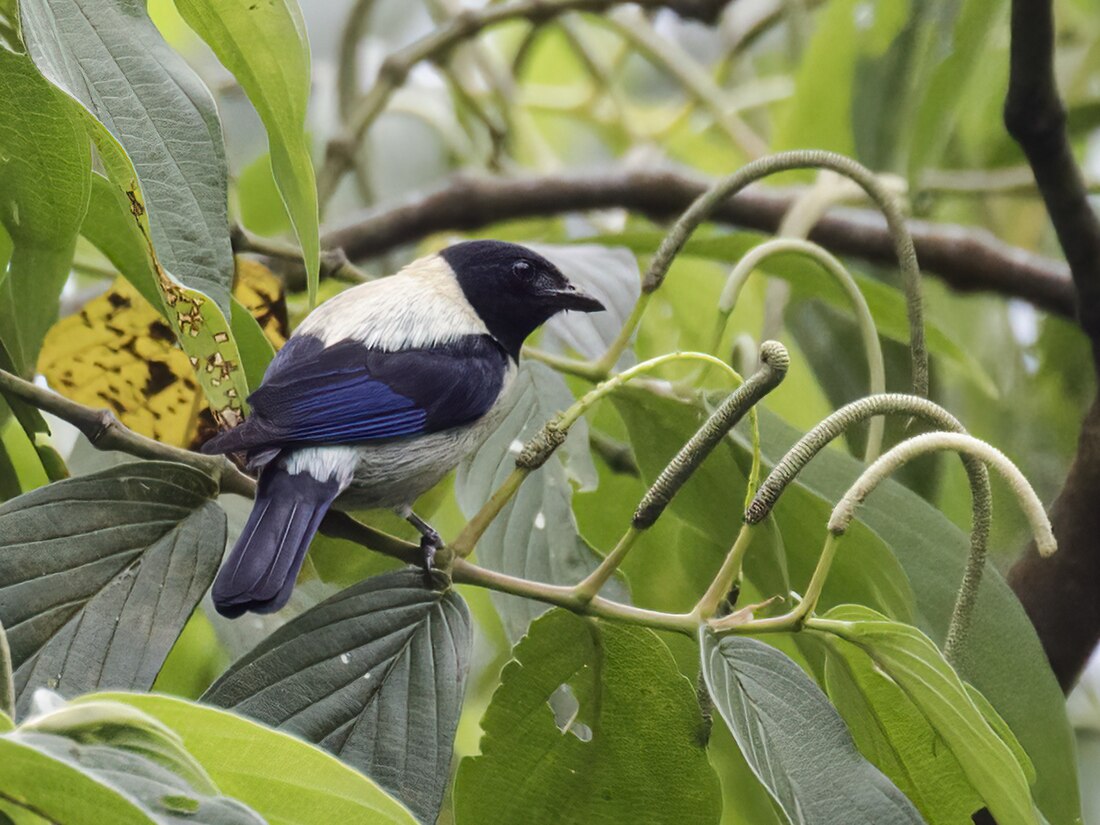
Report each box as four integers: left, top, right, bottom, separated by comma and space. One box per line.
39, 262, 286, 449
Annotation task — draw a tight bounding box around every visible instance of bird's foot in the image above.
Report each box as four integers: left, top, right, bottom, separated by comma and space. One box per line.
418, 530, 443, 585
400, 506, 444, 586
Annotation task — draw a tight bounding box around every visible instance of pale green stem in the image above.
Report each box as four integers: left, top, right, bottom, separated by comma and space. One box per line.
714, 238, 887, 461
450, 350, 747, 558
599, 150, 927, 397
573, 526, 641, 603
693, 522, 756, 620
711, 533, 843, 633
451, 559, 697, 634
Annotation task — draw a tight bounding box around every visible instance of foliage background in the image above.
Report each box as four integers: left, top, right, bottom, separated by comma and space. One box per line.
3, 0, 1100, 823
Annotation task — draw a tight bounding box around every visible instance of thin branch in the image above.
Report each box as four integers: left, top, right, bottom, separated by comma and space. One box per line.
601, 7, 767, 158
0, 367, 422, 566
231, 224, 368, 284
316, 0, 736, 208
318, 171, 1076, 319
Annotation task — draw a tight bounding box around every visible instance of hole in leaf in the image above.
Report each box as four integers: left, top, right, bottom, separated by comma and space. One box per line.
548, 684, 593, 742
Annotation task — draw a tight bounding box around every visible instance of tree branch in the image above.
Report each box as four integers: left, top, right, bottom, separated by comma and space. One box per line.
319, 171, 1076, 318
0, 367, 422, 567
1003, 0, 1100, 690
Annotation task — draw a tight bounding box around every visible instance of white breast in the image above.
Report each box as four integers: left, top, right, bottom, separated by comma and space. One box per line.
295, 254, 489, 349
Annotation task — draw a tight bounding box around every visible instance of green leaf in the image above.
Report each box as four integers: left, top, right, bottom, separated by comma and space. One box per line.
80, 173, 162, 311
0, 462, 224, 716
175, 0, 320, 305
20, 0, 233, 315
203, 569, 471, 824
6, 730, 261, 824
774, 0, 909, 161
0, 734, 159, 824
822, 634, 981, 823
454, 610, 721, 825
20, 2, 252, 425
700, 630, 924, 824
90, 692, 419, 825
0, 47, 91, 375
817, 605, 1039, 825
744, 409, 1080, 824
455, 362, 626, 640
908, 0, 1010, 181
21, 698, 218, 795
0, 619, 11, 725
229, 297, 275, 394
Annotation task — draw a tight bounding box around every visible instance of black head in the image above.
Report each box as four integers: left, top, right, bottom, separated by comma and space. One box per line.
441, 240, 605, 359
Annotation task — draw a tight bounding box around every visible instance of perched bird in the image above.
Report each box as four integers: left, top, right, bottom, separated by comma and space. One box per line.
202, 240, 605, 617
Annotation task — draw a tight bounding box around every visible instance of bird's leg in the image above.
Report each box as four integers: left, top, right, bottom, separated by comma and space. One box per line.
398, 505, 443, 582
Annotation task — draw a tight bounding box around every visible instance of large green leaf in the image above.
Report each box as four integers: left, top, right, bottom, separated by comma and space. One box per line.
19, 1, 252, 424
742, 409, 1080, 824
700, 631, 924, 824
822, 634, 981, 823
80, 173, 162, 311
773, 0, 909, 161
454, 610, 721, 824
0, 47, 91, 375
0, 699, 263, 825
93, 693, 419, 825
455, 362, 626, 640
20, 0, 233, 315
174, 0, 320, 305
0, 734, 161, 824
203, 569, 471, 824
908, 0, 1009, 181
0, 462, 224, 717
815, 606, 1038, 825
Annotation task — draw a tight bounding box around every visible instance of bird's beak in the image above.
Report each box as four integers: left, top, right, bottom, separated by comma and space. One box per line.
546, 283, 606, 313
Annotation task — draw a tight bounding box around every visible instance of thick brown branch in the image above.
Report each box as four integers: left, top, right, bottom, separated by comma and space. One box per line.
319, 171, 1075, 318
1004, 0, 1100, 690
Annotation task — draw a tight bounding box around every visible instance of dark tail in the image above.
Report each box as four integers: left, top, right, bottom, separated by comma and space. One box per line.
213, 466, 341, 618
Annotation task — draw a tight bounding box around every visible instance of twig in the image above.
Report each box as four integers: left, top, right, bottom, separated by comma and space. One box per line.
0, 367, 421, 566
601, 8, 767, 158
231, 224, 368, 284
318, 171, 1076, 319
316, 0, 737, 209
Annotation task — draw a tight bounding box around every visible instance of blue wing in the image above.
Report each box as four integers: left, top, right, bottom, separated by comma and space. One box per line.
202, 333, 508, 455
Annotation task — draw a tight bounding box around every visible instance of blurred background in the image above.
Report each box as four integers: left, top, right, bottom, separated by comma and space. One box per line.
29, 1, 1100, 820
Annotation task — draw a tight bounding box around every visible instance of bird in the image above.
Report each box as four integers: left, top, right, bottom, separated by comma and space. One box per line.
201, 240, 605, 618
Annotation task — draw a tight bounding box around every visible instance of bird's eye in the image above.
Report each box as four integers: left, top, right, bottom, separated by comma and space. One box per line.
512, 260, 532, 277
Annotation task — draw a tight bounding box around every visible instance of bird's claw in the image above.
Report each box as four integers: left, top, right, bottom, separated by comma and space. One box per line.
419, 530, 443, 585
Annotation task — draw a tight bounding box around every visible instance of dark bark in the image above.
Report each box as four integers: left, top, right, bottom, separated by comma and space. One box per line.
1004, 0, 1100, 690
318, 171, 1075, 317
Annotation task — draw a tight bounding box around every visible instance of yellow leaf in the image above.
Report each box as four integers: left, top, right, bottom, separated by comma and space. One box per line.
39, 278, 203, 447
39, 261, 287, 449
